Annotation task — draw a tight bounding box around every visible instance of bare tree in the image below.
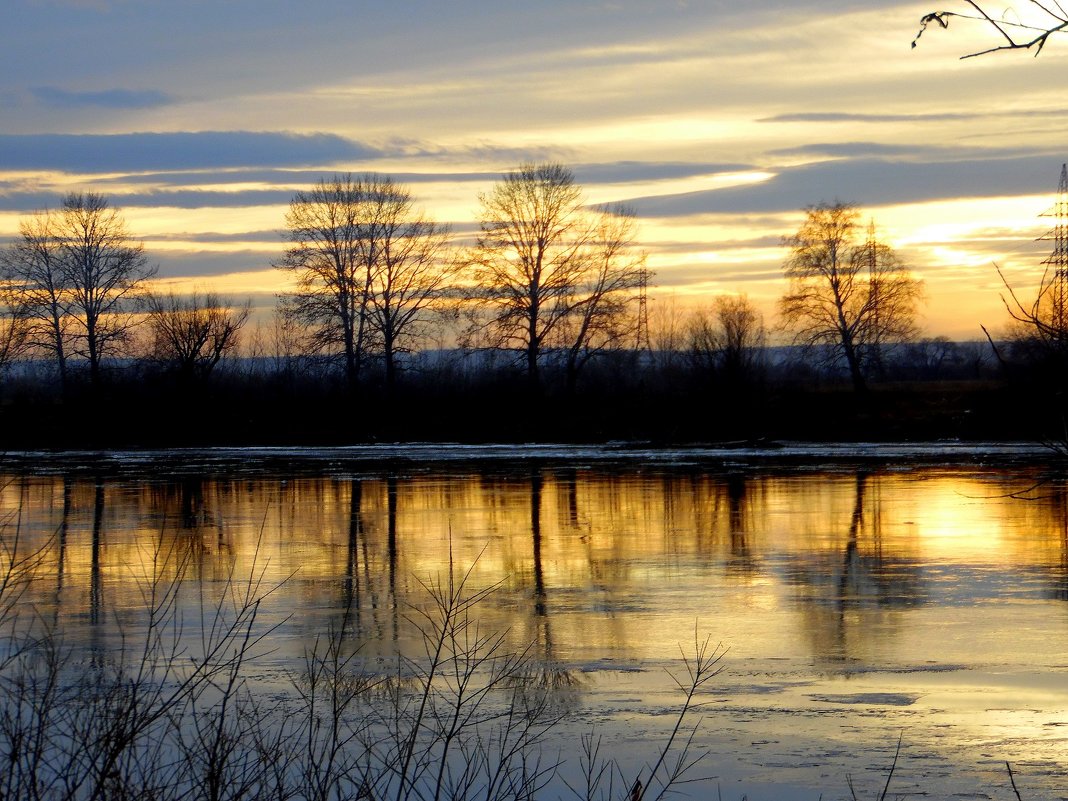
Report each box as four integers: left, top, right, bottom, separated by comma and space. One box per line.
555, 206, 646, 393
779, 203, 922, 393
0, 282, 30, 378
914, 2, 1068, 56
57, 192, 155, 385
145, 290, 251, 382
277, 175, 374, 385
648, 295, 690, 376
361, 182, 453, 396
2, 209, 73, 388
472, 163, 587, 390
689, 294, 767, 386
472, 163, 645, 391
993, 260, 1068, 354
278, 174, 451, 391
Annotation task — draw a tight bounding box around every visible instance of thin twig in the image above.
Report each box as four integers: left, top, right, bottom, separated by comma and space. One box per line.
1007, 761, 1024, 801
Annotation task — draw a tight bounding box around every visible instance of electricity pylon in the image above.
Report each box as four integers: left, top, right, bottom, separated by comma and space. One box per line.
1040, 163, 1068, 339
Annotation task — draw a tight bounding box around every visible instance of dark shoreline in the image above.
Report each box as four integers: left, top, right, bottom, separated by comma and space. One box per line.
0, 440, 1061, 479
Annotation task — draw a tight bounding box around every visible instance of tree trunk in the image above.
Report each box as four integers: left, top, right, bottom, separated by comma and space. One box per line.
342, 304, 358, 387
86, 316, 100, 386
843, 338, 867, 394
526, 337, 540, 392
564, 351, 578, 396
383, 328, 396, 399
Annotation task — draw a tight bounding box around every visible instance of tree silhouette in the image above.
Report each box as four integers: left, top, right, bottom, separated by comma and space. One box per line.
2, 210, 70, 388
58, 193, 155, 385
145, 290, 250, 382
689, 294, 767, 388
4, 192, 152, 387
471, 163, 645, 391
278, 174, 451, 390
779, 203, 922, 393
0, 278, 30, 380
362, 184, 454, 396
556, 206, 646, 393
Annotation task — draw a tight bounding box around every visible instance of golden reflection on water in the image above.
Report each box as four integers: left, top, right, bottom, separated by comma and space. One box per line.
3, 463, 1068, 796
2, 466, 1067, 665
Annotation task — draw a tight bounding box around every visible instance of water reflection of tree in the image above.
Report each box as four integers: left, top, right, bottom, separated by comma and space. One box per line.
1043, 481, 1068, 602
1060, 483, 1068, 602
154, 478, 232, 581
785, 472, 925, 666
343, 478, 363, 617
90, 479, 104, 627
529, 469, 583, 697
330, 477, 399, 643
50, 475, 73, 626
388, 475, 398, 603
725, 472, 757, 576
530, 469, 546, 619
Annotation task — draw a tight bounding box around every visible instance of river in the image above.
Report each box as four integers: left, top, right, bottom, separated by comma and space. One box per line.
1, 444, 1066, 800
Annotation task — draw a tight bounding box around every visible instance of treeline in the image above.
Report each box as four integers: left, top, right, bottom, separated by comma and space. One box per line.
0, 334, 1035, 448
0, 164, 1061, 447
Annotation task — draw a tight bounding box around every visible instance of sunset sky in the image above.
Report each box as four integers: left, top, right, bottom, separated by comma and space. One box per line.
3, 0, 1068, 340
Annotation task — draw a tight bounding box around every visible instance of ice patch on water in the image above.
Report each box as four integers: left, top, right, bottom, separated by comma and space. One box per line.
807, 692, 922, 706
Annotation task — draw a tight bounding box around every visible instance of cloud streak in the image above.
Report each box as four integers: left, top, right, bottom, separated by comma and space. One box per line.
626, 156, 1063, 217
29, 86, 175, 109
0, 132, 382, 173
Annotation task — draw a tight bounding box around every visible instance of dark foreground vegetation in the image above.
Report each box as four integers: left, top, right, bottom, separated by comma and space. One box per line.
0, 514, 725, 801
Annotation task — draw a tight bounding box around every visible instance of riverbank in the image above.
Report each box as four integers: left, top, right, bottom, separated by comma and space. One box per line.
0, 375, 1059, 450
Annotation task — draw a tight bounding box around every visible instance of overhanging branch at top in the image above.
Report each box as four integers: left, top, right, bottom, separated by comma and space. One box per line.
913, 1, 1068, 57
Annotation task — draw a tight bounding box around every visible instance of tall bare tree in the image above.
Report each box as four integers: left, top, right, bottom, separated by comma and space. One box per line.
0, 281, 30, 378
278, 174, 451, 391
914, 2, 1068, 56
472, 163, 646, 390
145, 290, 251, 381
779, 203, 922, 393
277, 175, 373, 385
472, 163, 587, 389
555, 206, 646, 392
5, 193, 154, 386
3, 209, 73, 388
362, 183, 453, 396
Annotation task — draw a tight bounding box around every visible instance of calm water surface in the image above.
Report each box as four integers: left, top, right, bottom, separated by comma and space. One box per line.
2, 447, 1067, 800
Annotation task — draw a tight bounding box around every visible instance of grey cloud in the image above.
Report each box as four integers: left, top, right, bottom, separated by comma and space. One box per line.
153, 251, 271, 280
113, 189, 296, 209
103, 168, 503, 189
0, 132, 382, 173
769, 142, 931, 159
0, 188, 293, 211
573, 161, 754, 184
393, 139, 568, 166
145, 230, 283, 245
626, 156, 1065, 217
653, 264, 782, 289
103, 161, 755, 191
30, 86, 175, 109
645, 236, 783, 257
762, 109, 1068, 124
0, 191, 58, 211
144, 225, 484, 244
762, 112, 978, 124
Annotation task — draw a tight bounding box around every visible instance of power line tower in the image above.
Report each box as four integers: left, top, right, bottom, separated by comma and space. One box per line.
864, 219, 884, 376
1040, 163, 1068, 338
635, 261, 651, 352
